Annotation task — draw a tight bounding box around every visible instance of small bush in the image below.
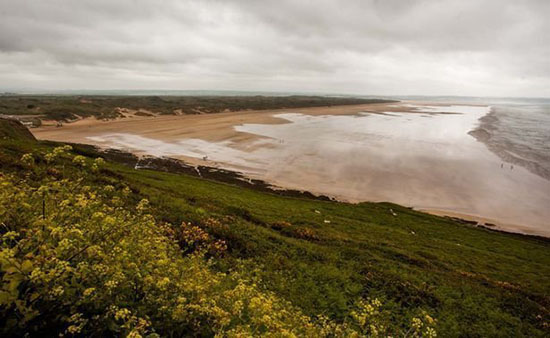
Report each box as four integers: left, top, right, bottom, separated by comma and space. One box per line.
292, 227, 320, 241
271, 221, 293, 230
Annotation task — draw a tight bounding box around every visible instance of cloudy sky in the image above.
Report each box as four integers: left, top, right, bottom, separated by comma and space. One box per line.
0, 0, 548, 97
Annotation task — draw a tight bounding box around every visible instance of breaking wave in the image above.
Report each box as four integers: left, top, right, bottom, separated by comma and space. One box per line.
469, 103, 550, 181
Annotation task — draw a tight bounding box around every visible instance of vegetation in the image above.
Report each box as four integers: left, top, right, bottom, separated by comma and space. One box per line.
0, 95, 393, 121
0, 118, 36, 141
3, 153, 414, 336
0, 120, 549, 336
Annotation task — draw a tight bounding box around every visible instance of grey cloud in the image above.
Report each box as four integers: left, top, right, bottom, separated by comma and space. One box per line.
0, 0, 549, 96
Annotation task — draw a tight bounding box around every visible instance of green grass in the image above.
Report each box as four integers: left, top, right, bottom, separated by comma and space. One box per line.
1, 121, 549, 336
107, 162, 550, 336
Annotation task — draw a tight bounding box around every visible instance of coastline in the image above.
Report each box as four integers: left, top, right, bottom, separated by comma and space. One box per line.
64, 142, 549, 240
31, 101, 550, 238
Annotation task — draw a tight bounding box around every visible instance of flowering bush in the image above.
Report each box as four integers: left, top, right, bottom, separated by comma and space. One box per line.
44, 145, 72, 164
20, 153, 34, 167
72, 155, 87, 167
0, 148, 437, 337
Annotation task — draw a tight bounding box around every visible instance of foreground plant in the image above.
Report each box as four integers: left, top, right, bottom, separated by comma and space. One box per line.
0, 147, 436, 337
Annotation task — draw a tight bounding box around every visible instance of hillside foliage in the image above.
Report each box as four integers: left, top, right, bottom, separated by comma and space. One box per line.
0, 145, 435, 337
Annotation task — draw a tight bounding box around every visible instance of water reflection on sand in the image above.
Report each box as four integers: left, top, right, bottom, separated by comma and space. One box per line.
88, 104, 550, 236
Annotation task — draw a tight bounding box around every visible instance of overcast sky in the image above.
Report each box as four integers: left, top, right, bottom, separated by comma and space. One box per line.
0, 0, 548, 97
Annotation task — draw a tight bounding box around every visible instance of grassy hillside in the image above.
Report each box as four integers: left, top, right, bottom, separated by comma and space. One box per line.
85, 152, 550, 337
0, 121, 548, 336
0, 95, 394, 121
0, 118, 36, 141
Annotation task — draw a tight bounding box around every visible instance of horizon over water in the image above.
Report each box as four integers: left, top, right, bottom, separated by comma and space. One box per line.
1, 88, 549, 101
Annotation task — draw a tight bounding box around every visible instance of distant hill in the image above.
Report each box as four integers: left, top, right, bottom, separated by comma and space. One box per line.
0, 95, 395, 121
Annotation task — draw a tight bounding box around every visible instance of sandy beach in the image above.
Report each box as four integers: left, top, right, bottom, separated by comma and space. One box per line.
34, 103, 408, 144
32, 102, 550, 237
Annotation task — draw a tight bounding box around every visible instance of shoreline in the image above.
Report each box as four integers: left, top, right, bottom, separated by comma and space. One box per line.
66, 141, 549, 240
31, 101, 550, 238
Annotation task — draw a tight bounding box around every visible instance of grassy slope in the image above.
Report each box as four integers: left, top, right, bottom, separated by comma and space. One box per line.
110, 163, 550, 336
0, 118, 36, 141
1, 122, 549, 336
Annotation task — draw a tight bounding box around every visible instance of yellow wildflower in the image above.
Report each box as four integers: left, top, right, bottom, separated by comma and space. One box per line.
83, 288, 96, 297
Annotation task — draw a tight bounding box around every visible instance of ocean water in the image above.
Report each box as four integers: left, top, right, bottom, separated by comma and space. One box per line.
469, 99, 550, 181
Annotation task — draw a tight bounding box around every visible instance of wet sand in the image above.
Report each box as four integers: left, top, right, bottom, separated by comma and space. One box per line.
32, 102, 550, 237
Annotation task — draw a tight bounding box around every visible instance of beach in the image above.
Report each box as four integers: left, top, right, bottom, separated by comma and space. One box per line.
32, 101, 550, 237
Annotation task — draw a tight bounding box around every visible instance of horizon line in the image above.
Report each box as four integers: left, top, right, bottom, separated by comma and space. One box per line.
1, 89, 549, 100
